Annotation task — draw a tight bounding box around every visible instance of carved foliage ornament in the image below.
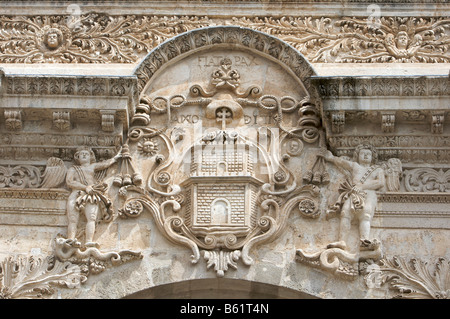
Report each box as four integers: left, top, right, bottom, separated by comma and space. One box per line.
0, 14, 448, 63
0, 254, 84, 299
363, 256, 450, 299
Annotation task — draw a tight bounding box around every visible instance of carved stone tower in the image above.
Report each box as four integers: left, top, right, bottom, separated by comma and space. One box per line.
182, 130, 263, 238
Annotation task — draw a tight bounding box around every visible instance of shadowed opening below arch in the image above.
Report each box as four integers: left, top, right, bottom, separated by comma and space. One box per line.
122, 278, 318, 299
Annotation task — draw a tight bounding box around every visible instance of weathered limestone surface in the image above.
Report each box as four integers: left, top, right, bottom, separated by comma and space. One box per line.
0, 1, 449, 300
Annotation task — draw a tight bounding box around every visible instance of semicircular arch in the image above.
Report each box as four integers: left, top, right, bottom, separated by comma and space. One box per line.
133, 25, 317, 97
123, 278, 319, 299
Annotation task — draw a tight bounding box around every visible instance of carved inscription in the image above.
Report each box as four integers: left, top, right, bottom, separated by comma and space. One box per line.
197, 55, 258, 67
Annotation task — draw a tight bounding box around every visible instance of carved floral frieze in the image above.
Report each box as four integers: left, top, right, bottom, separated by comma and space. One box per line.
0, 14, 448, 64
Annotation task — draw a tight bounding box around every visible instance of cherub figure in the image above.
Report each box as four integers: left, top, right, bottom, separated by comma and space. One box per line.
66, 147, 121, 247
320, 144, 385, 252
385, 31, 422, 60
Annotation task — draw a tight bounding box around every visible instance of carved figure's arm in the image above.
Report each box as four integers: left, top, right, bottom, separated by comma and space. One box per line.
93, 152, 121, 171
321, 150, 355, 172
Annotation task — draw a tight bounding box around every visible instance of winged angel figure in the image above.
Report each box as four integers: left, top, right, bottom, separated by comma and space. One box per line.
40, 148, 120, 247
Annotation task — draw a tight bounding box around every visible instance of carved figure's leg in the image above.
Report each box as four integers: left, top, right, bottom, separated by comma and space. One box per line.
327, 199, 352, 250
358, 192, 379, 251
359, 192, 376, 241
84, 203, 99, 246
67, 192, 80, 239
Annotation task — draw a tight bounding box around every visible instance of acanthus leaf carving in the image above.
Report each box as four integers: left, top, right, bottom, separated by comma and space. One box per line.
362, 256, 450, 299
0, 164, 42, 188
404, 168, 450, 193
0, 254, 85, 299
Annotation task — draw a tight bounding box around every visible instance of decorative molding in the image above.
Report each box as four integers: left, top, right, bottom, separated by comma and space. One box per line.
378, 191, 450, 203
100, 110, 116, 132
328, 135, 450, 164
4, 110, 22, 131
134, 25, 317, 95
404, 168, 450, 193
0, 188, 69, 200
0, 14, 448, 64
431, 112, 445, 134
3, 75, 137, 98
331, 111, 345, 134
313, 76, 450, 98
381, 113, 395, 133
362, 256, 450, 299
52, 111, 71, 131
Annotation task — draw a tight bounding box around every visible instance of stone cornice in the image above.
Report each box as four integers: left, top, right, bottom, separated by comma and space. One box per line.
312, 75, 450, 98
1, 73, 138, 99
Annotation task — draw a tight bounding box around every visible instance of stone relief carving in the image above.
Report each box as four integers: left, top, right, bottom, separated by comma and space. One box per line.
53, 237, 143, 278
120, 54, 323, 276
0, 254, 84, 299
296, 144, 402, 280
0, 241, 143, 299
362, 256, 450, 299
0, 164, 42, 188
0, 144, 144, 296
0, 20, 447, 297
4, 110, 22, 131
232, 16, 450, 63
404, 168, 450, 193
324, 144, 385, 251
0, 14, 448, 63
64, 147, 120, 247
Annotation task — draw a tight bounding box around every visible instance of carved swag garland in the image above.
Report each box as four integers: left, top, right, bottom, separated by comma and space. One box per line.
0, 14, 448, 63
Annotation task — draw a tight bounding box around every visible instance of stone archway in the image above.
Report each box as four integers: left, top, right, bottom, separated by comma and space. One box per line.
123, 278, 318, 299
133, 25, 317, 97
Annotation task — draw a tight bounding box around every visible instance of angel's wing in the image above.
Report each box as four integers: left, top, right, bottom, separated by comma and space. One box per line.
40, 157, 67, 188
383, 158, 402, 192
